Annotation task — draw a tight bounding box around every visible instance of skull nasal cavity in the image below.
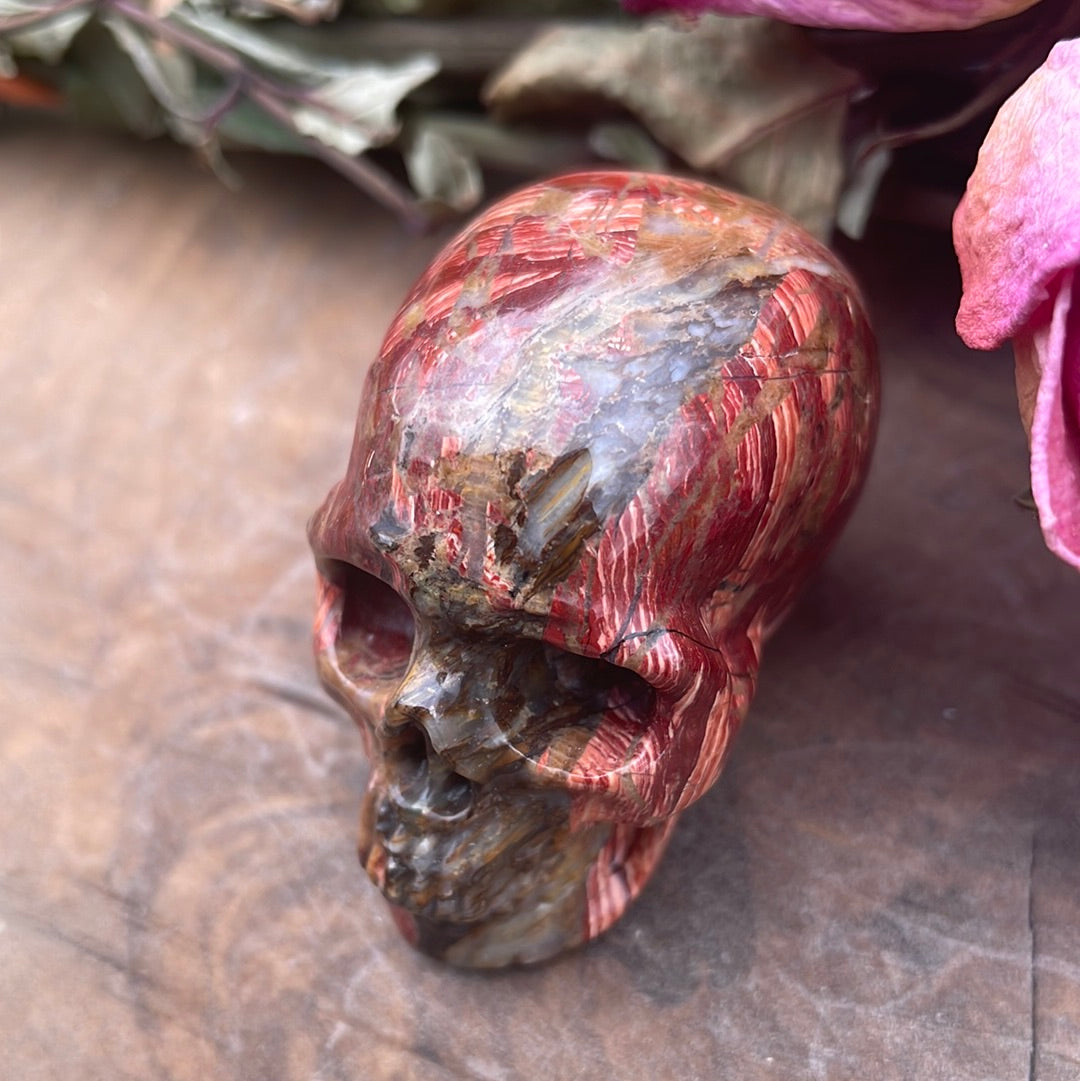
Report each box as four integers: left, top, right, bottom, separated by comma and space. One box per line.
389, 723, 474, 820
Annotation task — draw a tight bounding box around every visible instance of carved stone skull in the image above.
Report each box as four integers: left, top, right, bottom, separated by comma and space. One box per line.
309, 172, 878, 967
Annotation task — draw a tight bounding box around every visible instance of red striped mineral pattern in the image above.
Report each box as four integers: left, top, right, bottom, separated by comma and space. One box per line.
309, 171, 879, 967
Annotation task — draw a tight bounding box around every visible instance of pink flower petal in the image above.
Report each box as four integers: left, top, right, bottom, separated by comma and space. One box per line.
1017, 270, 1080, 569
622, 0, 1042, 32
954, 40, 1080, 350
954, 40, 1080, 570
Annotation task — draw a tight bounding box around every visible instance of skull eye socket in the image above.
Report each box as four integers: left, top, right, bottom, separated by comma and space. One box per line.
321, 560, 415, 681
547, 649, 655, 722
503, 644, 657, 767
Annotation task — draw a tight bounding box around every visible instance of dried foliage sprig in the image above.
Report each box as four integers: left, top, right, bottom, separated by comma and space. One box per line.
8, 1, 1066, 241
0, 0, 443, 228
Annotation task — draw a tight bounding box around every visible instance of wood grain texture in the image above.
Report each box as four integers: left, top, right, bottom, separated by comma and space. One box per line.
1, 120, 1079, 1078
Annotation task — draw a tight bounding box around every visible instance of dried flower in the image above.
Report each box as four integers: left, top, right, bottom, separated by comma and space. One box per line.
953, 39, 1080, 569
621, 0, 1043, 32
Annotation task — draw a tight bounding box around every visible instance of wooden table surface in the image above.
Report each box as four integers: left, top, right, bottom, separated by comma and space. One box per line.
2, 121, 1078, 1081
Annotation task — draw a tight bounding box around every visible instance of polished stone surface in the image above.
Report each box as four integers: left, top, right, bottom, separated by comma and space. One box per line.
309, 171, 878, 966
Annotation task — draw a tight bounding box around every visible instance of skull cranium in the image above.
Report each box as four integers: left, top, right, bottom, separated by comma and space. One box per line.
309, 172, 878, 966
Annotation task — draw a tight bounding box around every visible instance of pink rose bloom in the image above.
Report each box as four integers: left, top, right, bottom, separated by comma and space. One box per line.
621, 0, 1041, 32
954, 39, 1080, 570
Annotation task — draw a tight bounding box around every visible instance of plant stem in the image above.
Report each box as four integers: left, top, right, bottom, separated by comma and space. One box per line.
107, 0, 255, 73
247, 83, 431, 231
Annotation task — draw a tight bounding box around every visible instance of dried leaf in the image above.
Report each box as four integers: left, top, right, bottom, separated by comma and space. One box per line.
148, 0, 185, 16
723, 97, 846, 239
587, 120, 666, 170
1, 1, 92, 63
103, 14, 204, 146
485, 15, 858, 234
215, 95, 308, 152
404, 121, 483, 212
172, 5, 334, 78
289, 54, 438, 154
407, 113, 591, 175
223, 0, 341, 24
62, 21, 165, 135
836, 146, 892, 240
289, 100, 366, 153
170, 4, 437, 155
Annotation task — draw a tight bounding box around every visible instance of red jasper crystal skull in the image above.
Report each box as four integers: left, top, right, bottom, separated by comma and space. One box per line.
309, 171, 878, 967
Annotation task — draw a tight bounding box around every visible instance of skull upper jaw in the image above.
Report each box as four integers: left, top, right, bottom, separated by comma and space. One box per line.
358, 781, 677, 968
363, 794, 612, 968
355, 737, 598, 967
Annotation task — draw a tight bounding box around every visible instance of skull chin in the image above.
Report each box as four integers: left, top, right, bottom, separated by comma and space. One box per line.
357, 764, 673, 967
